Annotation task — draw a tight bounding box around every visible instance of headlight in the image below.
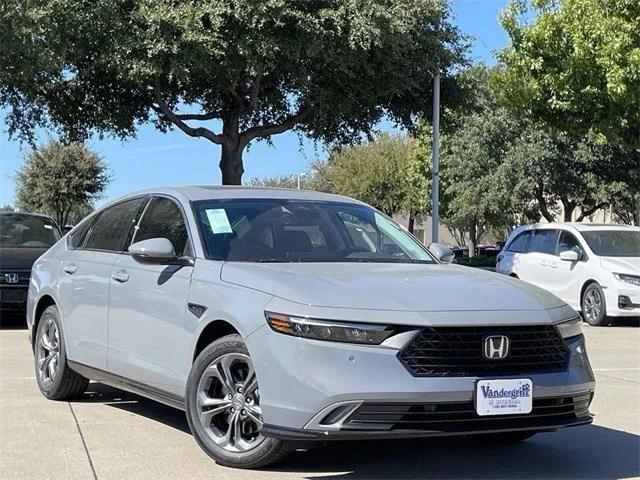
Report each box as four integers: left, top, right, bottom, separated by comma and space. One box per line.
265, 312, 397, 345
613, 273, 640, 286
556, 316, 582, 339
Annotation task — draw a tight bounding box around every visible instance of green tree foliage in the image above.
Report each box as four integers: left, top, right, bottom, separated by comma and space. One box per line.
499, 0, 640, 148
1, 0, 466, 185
313, 134, 427, 232
245, 174, 301, 189
15, 141, 109, 227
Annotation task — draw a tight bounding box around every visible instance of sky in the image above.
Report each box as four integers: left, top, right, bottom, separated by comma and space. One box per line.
0, 0, 508, 208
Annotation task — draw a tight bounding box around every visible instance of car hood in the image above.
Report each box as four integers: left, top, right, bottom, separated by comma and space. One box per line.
599, 256, 640, 275
220, 262, 565, 312
0, 247, 48, 270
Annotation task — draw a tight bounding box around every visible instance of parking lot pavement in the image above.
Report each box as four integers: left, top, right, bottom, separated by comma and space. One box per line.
1, 317, 638, 480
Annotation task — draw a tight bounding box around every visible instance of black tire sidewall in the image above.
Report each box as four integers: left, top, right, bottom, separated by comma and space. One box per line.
582, 283, 608, 326
34, 305, 69, 398
185, 334, 286, 469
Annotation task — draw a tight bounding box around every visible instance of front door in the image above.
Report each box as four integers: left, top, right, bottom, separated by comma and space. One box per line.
107, 196, 194, 396
546, 230, 585, 309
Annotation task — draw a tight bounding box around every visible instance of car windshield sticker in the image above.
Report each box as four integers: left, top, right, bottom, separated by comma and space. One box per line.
205, 208, 233, 234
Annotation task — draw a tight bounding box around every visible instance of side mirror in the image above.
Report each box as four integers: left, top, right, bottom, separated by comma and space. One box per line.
559, 250, 579, 262
129, 238, 176, 263
428, 242, 455, 264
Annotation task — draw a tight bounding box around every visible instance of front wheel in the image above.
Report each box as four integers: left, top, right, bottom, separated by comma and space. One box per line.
185, 334, 287, 469
581, 283, 610, 326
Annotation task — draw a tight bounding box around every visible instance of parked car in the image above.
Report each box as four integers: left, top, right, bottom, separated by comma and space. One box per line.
496, 223, 640, 326
27, 187, 594, 469
0, 212, 61, 317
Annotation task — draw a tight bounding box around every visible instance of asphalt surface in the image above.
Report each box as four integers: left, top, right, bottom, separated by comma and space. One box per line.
1, 315, 638, 480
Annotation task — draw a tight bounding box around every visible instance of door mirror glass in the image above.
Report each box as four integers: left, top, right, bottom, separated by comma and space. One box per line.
428, 243, 455, 264
129, 237, 176, 263
559, 250, 579, 262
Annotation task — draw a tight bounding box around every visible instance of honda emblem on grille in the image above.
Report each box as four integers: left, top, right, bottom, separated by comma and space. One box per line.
4, 273, 19, 284
483, 335, 510, 359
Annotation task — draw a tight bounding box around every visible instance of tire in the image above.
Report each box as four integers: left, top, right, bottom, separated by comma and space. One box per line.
581, 283, 610, 326
475, 431, 537, 444
34, 305, 89, 400
185, 334, 288, 469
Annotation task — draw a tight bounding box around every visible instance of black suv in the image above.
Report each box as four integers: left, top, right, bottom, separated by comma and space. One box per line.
0, 212, 61, 317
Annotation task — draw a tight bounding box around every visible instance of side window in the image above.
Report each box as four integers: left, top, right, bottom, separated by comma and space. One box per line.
84, 198, 145, 252
507, 231, 531, 253
556, 231, 583, 256
133, 197, 189, 255
68, 216, 94, 249
528, 229, 558, 254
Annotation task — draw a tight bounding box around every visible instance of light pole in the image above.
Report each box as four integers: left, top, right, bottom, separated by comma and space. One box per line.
297, 172, 307, 190
431, 71, 441, 244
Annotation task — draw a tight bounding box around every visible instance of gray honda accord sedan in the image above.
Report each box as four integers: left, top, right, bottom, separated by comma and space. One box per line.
27, 186, 595, 468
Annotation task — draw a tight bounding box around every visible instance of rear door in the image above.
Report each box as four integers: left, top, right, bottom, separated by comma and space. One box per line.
107, 195, 194, 395
517, 229, 559, 289
59, 197, 146, 370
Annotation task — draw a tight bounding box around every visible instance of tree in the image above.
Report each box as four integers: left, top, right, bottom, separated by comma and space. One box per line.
312, 134, 427, 232
245, 174, 303, 190
1, 205, 16, 212
499, 0, 640, 148
1, 0, 466, 185
15, 141, 109, 227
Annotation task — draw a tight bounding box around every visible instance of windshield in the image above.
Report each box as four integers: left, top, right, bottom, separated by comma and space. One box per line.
0, 213, 61, 248
581, 230, 640, 257
194, 199, 435, 264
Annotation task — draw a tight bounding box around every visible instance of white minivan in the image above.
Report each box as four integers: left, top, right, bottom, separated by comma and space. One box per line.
496, 223, 640, 326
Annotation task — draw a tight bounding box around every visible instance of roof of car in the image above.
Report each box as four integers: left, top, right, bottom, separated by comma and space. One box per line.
117, 185, 365, 205
522, 222, 640, 232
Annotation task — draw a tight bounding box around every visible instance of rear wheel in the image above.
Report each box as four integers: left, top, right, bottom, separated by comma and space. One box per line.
581, 283, 610, 326
34, 305, 89, 400
185, 334, 288, 469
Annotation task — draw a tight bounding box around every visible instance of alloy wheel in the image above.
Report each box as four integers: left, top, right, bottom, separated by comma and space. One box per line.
196, 353, 264, 452
584, 289, 602, 323
36, 317, 60, 389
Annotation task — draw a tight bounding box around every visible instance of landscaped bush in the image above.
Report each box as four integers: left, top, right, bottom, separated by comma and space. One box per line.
455, 256, 497, 268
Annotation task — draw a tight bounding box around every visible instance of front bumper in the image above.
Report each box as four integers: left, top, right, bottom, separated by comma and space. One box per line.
246, 326, 595, 440
605, 280, 640, 317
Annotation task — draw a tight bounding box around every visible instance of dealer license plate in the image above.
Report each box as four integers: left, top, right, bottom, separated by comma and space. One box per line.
475, 378, 533, 416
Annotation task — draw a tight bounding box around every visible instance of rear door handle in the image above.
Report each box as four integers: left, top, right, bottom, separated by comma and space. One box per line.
111, 270, 130, 283
62, 263, 77, 274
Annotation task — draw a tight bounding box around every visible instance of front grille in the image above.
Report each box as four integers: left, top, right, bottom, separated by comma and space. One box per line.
344, 393, 592, 432
398, 325, 569, 377
0, 288, 28, 303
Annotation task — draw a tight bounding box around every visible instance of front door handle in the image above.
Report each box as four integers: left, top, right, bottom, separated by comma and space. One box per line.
62, 263, 77, 274
111, 270, 130, 283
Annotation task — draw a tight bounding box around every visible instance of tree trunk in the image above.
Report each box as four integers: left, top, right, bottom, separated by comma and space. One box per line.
219, 143, 244, 185
468, 222, 477, 258
561, 198, 575, 222
408, 214, 415, 234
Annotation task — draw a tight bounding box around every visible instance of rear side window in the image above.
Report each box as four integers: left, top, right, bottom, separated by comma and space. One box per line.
528, 229, 558, 254
507, 231, 531, 253
84, 198, 145, 252
68, 216, 94, 249
133, 197, 189, 255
